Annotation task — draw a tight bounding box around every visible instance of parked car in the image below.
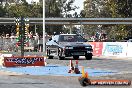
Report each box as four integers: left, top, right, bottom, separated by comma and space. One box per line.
46, 34, 93, 60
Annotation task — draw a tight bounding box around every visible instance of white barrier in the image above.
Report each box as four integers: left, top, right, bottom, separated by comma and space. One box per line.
88, 42, 132, 59
0, 54, 13, 66
1, 42, 132, 60
126, 42, 132, 57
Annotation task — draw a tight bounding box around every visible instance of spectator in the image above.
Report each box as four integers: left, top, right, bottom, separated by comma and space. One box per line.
29, 31, 33, 38
34, 33, 39, 51
28, 31, 34, 47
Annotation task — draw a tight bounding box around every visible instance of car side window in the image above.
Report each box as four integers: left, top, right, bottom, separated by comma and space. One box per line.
76, 35, 87, 42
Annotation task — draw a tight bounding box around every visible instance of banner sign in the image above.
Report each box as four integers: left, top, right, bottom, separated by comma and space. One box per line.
102, 42, 127, 57
3, 56, 45, 67
88, 42, 103, 56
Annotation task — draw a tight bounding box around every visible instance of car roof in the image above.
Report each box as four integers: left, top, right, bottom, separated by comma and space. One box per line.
59, 34, 77, 35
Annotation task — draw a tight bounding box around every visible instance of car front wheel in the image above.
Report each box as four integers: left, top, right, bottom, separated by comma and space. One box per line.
85, 54, 92, 60
58, 48, 65, 60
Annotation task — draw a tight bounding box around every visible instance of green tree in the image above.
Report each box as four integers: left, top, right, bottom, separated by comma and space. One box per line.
107, 0, 132, 40
83, 0, 111, 18
80, 10, 86, 17
45, 0, 62, 17
0, 6, 6, 17
8, 4, 29, 17
21, 0, 28, 5
117, 0, 132, 17
62, 0, 78, 17
0, 0, 78, 35
45, 0, 78, 18
28, 3, 42, 17
45, 0, 78, 34
82, 0, 132, 41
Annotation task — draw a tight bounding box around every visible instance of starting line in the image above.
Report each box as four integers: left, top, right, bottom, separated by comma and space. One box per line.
0, 65, 117, 76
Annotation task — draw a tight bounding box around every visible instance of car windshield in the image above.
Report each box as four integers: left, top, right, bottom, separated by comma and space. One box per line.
59, 35, 86, 42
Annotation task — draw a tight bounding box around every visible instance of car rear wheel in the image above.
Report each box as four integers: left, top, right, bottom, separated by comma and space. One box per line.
85, 54, 92, 60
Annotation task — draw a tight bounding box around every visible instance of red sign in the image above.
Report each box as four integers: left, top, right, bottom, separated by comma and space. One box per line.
88, 42, 103, 56
3, 56, 45, 67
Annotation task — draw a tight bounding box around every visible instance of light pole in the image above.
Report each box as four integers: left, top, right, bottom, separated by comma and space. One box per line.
43, 0, 45, 53
35, 25, 37, 34
80, 21, 83, 36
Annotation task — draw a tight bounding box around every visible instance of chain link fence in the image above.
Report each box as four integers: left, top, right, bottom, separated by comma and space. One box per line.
0, 37, 44, 52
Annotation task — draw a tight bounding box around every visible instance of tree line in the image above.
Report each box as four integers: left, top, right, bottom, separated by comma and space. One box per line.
83, 0, 132, 41
0, 0, 79, 36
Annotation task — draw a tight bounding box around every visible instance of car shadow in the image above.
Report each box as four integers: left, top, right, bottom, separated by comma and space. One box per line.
52, 56, 106, 61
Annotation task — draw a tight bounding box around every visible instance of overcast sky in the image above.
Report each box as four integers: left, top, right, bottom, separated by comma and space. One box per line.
73, 0, 84, 13
26, 0, 84, 13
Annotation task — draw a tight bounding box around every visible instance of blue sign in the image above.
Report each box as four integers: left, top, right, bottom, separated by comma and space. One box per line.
104, 44, 123, 55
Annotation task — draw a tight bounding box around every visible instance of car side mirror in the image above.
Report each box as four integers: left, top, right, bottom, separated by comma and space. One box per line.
54, 40, 58, 44
54, 40, 57, 42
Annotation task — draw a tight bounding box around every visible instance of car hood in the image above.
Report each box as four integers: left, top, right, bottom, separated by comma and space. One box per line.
46, 41, 92, 47
46, 40, 58, 46
59, 42, 91, 47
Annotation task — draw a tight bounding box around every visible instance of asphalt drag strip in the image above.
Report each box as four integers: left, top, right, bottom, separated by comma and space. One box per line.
0, 65, 117, 77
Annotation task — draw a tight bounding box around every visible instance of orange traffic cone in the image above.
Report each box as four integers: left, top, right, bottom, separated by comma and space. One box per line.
68, 60, 74, 73
85, 72, 89, 78
82, 66, 85, 77
81, 66, 89, 78
74, 60, 80, 74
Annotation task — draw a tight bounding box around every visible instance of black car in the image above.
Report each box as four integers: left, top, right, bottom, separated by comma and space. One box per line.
46, 34, 93, 60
